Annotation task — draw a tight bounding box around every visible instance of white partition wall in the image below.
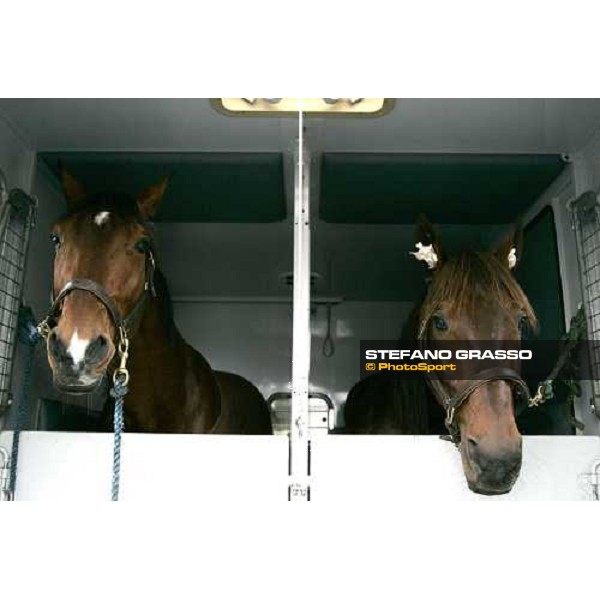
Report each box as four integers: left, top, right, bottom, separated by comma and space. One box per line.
6, 432, 599, 501
12, 433, 287, 502
310, 436, 600, 501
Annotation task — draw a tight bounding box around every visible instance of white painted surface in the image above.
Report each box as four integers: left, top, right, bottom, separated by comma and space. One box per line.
310, 436, 600, 501
14, 432, 288, 501
9, 432, 600, 501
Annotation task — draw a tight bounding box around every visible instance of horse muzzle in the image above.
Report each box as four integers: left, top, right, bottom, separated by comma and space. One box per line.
53, 375, 105, 395
463, 437, 523, 495
48, 329, 113, 394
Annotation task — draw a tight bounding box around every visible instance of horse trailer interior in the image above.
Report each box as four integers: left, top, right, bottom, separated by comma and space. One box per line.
1, 98, 600, 500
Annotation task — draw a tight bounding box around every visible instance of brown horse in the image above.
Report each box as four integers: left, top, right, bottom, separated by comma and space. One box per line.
43, 168, 272, 434
344, 216, 537, 495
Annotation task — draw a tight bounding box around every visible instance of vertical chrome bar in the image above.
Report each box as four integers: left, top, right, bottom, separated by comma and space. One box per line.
289, 106, 311, 500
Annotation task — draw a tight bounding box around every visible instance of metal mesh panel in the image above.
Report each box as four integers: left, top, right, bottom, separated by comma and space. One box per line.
0, 189, 36, 415
571, 191, 600, 416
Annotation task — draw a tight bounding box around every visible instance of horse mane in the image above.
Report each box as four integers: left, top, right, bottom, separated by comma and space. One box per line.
151, 268, 176, 330
418, 250, 538, 336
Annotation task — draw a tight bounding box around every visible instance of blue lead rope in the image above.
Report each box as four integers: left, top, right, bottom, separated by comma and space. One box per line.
109, 377, 128, 501
14, 304, 129, 502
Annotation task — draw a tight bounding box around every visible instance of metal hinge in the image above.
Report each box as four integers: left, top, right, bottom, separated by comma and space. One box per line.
0, 446, 13, 501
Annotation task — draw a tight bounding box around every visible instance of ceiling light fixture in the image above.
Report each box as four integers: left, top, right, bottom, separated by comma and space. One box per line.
213, 98, 393, 117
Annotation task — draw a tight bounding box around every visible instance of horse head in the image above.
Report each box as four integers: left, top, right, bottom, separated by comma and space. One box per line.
45, 166, 169, 394
411, 215, 537, 495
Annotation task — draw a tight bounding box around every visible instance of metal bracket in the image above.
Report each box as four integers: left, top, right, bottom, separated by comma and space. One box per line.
288, 483, 310, 501
0, 446, 13, 501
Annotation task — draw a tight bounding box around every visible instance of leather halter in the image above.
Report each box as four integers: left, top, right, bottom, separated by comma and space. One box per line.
417, 329, 531, 445
38, 246, 157, 367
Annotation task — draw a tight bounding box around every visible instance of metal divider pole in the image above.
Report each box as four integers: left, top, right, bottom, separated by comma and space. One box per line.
289, 107, 311, 500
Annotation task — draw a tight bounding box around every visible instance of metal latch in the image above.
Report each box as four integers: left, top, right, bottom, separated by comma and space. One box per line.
0, 446, 13, 501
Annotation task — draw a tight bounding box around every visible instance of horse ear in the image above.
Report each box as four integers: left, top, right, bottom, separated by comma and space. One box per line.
137, 176, 169, 219
58, 162, 86, 210
495, 224, 523, 270
410, 214, 442, 270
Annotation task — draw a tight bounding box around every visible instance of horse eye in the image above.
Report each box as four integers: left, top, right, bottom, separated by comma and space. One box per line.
50, 232, 61, 249
432, 314, 448, 331
518, 313, 528, 332
134, 238, 150, 253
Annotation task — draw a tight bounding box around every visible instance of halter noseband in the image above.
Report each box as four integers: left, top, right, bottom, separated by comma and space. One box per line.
417, 329, 531, 445
37, 247, 157, 386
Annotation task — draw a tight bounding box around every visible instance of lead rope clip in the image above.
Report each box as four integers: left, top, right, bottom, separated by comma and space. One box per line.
113, 327, 130, 386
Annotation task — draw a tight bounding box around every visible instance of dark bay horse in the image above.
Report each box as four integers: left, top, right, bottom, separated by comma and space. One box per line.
43, 168, 272, 434
344, 216, 537, 495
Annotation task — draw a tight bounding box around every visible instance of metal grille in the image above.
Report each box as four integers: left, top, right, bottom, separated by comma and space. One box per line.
0, 189, 36, 416
571, 191, 600, 417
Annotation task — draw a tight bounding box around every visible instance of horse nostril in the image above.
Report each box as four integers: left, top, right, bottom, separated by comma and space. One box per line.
85, 335, 110, 364
49, 331, 60, 347
467, 437, 479, 453
49, 331, 65, 359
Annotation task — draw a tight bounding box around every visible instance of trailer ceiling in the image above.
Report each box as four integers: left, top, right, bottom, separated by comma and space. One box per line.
1, 99, 600, 154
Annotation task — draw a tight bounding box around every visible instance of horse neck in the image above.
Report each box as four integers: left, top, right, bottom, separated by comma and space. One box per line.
134, 290, 181, 347
123, 292, 222, 432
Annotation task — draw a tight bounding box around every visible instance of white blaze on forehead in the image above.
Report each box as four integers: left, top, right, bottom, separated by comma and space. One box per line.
508, 247, 517, 269
67, 330, 89, 366
410, 242, 438, 269
94, 211, 110, 226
